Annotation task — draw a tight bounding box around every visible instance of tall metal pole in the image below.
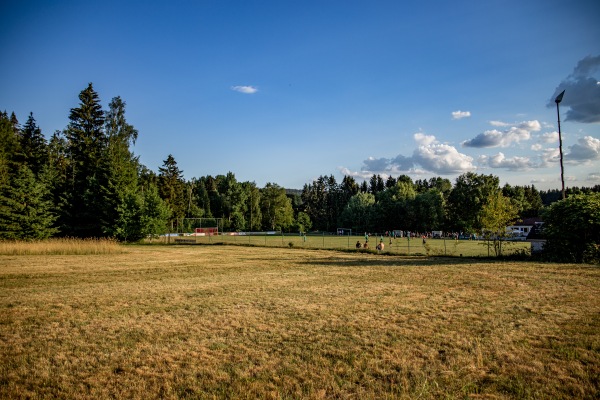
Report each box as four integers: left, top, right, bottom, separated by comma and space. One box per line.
555, 90, 566, 199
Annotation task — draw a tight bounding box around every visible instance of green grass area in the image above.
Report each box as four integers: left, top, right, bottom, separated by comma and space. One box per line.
164, 234, 530, 257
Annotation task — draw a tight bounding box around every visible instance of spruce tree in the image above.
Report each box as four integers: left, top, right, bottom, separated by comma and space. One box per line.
0, 165, 57, 239
158, 154, 186, 220
63, 83, 106, 237
101, 96, 140, 238
0, 111, 21, 187
20, 112, 48, 176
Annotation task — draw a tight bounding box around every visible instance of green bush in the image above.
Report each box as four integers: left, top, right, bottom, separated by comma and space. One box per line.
542, 193, 600, 263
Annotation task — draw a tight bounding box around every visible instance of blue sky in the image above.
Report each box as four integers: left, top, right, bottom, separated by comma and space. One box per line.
2, 0, 599, 190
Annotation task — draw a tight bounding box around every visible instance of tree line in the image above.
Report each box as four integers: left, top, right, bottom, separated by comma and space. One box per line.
2, 83, 599, 245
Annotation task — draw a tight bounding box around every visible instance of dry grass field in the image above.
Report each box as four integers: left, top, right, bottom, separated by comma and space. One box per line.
1, 244, 598, 399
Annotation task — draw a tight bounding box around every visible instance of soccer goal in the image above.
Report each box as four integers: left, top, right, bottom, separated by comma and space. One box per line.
176, 218, 223, 236
194, 227, 219, 236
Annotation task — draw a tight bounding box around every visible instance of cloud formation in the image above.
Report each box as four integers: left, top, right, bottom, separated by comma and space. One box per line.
413, 138, 475, 173
489, 120, 510, 127
339, 133, 476, 178
338, 123, 598, 182
566, 136, 600, 162
478, 152, 535, 171
587, 172, 600, 183
462, 120, 541, 148
530, 131, 558, 151
540, 148, 560, 167
231, 85, 258, 94
548, 55, 600, 123
451, 110, 471, 120
540, 131, 559, 143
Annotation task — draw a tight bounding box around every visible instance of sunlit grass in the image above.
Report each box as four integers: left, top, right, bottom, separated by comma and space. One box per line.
146, 234, 531, 257
0, 238, 125, 255
1, 246, 598, 398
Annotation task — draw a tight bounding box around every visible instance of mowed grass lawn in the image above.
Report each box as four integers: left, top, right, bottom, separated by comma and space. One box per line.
1, 245, 599, 399
164, 234, 531, 258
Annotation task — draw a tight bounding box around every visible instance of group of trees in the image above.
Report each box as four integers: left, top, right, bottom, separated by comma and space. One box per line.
1, 83, 599, 262
1, 84, 171, 241
0, 83, 304, 240
300, 173, 544, 237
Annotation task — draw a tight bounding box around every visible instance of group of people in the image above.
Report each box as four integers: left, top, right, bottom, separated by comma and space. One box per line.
356, 239, 385, 251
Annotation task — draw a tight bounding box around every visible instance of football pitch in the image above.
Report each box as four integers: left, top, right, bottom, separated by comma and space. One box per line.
170, 234, 531, 258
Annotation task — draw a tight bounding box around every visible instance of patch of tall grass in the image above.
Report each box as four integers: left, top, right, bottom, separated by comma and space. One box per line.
0, 238, 124, 255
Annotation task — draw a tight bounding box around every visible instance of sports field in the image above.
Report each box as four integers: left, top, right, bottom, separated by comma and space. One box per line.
1, 244, 598, 398
168, 234, 531, 258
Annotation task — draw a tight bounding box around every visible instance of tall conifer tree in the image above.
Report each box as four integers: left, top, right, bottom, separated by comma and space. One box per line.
158, 154, 186, 220
20, 112, 48, 176
0, 165, 57, 239
63, 83, 106, 237
101, 96, 141, 238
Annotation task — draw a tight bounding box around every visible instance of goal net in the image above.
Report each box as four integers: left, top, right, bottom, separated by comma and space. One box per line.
194, 227, 219, 236
176, 217, 223, 235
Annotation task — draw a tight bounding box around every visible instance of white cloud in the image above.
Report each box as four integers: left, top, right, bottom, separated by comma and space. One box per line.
462, 120, 541, 148
566, 175, 578, 182
566, 136, 600, 162
540, 148, 560, 167
586, 172, 600, 183
413, 138, 475, 174
541, 131, 559, 143
529, 131, 559, 153
413, 132, 436, 146
337, 166, 374, 180
530, 177, 554, 184
451, 110, 471, 120
478, 152, 535, 171
231, 85, 258, 94
339, 133, 475, 177
530, 144, 543, 151
517, 120, 541, 131
489, 120, 510, 127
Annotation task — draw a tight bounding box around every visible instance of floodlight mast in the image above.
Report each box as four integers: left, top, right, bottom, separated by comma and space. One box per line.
555, 90, 566, 200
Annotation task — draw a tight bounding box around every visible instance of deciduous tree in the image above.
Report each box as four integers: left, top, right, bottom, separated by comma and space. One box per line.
542, 193, 600, 263
261, 183, 293, 231
479, 191, 518, 256
446, 172, 500, 233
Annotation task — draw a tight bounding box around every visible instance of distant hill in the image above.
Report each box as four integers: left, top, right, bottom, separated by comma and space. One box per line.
285, 188, 302, 196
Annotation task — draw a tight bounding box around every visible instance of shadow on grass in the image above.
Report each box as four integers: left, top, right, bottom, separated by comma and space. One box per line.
168, 241, 534, 267
296, 255, 502, 268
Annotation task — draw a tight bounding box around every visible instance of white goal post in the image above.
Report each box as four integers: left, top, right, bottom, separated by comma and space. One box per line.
176, 218, 223, 235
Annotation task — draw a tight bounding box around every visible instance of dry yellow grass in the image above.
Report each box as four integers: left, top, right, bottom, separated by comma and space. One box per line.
0, 238, 124, 256
1, 245, 598, 399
